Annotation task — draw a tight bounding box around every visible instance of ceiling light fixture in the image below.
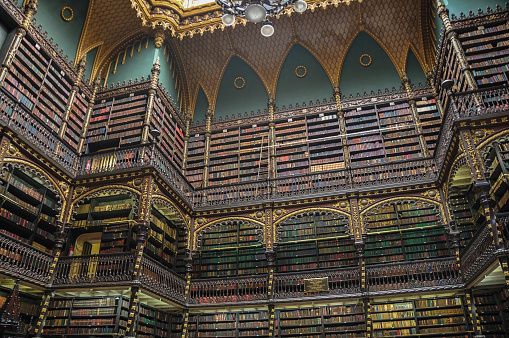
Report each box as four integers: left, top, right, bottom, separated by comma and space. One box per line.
216, 0, 308, 36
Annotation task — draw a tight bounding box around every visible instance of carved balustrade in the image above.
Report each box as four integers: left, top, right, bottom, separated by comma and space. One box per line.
273, 268, 360, 300
194, 181, 269, 208
0, 90, 78, 174
456, 86, 509, 118
77, 146, 150, 175
460, 224, 498, 284
139, 255, 187, 304
53, 252, 135, 286
0, 232, 53, 284
366, 258, 461, 294
188, 276, 268, 305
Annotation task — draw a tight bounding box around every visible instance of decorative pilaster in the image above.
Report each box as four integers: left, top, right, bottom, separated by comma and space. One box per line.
34, 227, 69, 337
125, 222, 150, 338
333, 86, 351, 168
181, 111, 191, 175
426, 73, 445, 117
78, 75, 101, 154
436, 0, 479, 95
183, 257, 193, 304
0, 137, 11, 170
466, 291, 485, 338
0, 0, 38, 84
141, 57, 161, 144
365, 298, 372, 338
266, 250, 275, 300
201, 107, 213, 188
267, 98, 277, 180
268, 304, 276, 338
58, 55, 86, 139
401, 74, 430, 157
180, 310, 189, 338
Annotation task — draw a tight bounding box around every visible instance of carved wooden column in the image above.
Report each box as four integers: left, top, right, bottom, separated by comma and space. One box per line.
426, 73, 445, 118
465, 290, 485, 338
436, 0, 479, 96
401, 74, 430, 157
180, 310, 190, 338
268, 304, 276, 338
125, 175, 153, 338
77, 75, 101, 154
181, 112, 191, 175
333, 86, 351, 168
33, 228, 69, 337
201, 108, 213, 189
125, 223, 149, 338
141, 58, 161, 144
267, 98, 277, 181
365, 298, 372, 338
58, 55, 86, 140
0, 0, 37, 85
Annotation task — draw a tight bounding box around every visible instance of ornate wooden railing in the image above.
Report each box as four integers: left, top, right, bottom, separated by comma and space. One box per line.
0, 91, 78, 174
188, 275, 268, 305
76, 145, 194, 206
460, 224, 498, 284
273, 268, 360, 300
366, 258, 461, 293
0, 232, 53, 284
456, 86, 509, 118
53, 252, 135, 286
140, 255, 187, 304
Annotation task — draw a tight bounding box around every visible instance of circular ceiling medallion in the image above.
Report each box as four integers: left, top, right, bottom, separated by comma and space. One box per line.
234, 77, 245, 89
360, 54, 372, 67
295, 65, 307, 78
61, 6, 74, 22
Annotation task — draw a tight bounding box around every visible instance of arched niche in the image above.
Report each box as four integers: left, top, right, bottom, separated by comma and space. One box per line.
446, 156, 477, 250
362, 198, 450, 264
193, 87, 209, 124
214, 56, 268, 120
275, 209, 356, 273
339, 32, 401, 98
405, 48, 427, 87
275, 44, 331, 109
193, 218, 265, 279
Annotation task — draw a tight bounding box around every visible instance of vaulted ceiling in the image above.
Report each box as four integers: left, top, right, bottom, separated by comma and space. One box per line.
76, 0, 435, 112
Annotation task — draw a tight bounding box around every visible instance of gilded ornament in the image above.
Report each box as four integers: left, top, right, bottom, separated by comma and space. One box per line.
133, 178, 143, 187
333, 200, 349, 211
360, 54, 372, 67
295, 65, 307, 78
59, 182, 69, 194
234, 77, 245, 89
196, 217, 206, 225
7, 145, 18, 156
472, 128, 494, 144
422, 189, 440, 200
61, 7, 74, 22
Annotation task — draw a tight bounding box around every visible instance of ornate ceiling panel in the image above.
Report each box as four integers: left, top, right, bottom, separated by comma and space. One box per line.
76, 0, 146, 80
77, 0, 434, 114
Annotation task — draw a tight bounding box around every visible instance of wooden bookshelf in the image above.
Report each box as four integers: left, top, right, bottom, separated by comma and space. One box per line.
209, 128, 240, 186
488, 141, 509, 214
415, 98, 441, 156
364, 201, 450, 264
371, 296, 469, 337
194, 221, 266, 278
277, 307, 322, 337
0, 167, 58, 252
449, 189, 476, 248
473, 292, 507, 337
186, 133, 205, 188
323, 303, 366, 338
306, 112, 344, 172
2, 35, 86, 151
149, 207, 180, 269
459, 21, 509, 88
275, 117, 309, 177
42, 296, 129, 336
276, 213, 356, 272
152, 95, 185, 168
86, 92, 148, 151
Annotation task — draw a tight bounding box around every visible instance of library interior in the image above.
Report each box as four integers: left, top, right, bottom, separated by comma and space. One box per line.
0, 0, 509, 337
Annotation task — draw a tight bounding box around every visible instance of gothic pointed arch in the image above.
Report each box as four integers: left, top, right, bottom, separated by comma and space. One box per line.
339, 31, 402, 98
405, 47, 428, 86
214, 56, 269, 120
192, 86, 209, 124
275, 44, 332, 109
